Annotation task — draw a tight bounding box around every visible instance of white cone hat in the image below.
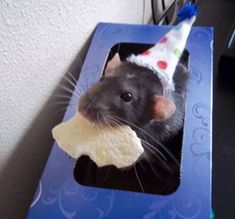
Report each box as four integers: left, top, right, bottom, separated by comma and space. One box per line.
127, 15, 196, 91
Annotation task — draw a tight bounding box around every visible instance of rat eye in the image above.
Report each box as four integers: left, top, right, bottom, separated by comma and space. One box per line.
120, 92, 132, 102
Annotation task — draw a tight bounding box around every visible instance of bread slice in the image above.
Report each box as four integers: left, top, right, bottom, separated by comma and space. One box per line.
52, 113, 143, 168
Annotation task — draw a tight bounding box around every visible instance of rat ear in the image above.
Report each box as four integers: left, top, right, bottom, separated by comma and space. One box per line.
152, 95, 176, 121
180, 49, 189, 67
104, 53, 122, 76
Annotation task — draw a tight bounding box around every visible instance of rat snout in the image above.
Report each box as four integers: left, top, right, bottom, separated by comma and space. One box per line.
78, 104, 96, 122
78, 95, 92, 120
78, 85, 113, 125
78, 94, 102, 123
78, 107, 90, 119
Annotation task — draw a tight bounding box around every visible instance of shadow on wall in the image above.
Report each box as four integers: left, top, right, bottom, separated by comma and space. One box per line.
0, 33, 93, 219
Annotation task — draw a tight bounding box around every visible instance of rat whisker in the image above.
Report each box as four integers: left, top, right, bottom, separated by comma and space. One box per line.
141, 142, 172, 173
136, 159, 147, 172
107, 116, 166, 159
47, 101, 72, 106
52, 94, 75, 100
83, 95, 100, 113
134, 163, 145, 192
47, 102, 77, 113
100, 166, 111, 186
47, 103, 76, 114
146, 161, 163, 182
83, 116, 94, 127
112, 116, 180, 167
58, 84, 80, 98
97, 114, 106, 140
136, 158, 148, 172
66, 71, 84, 91
66, 70, 79, 85
140, 138, 167, 161
63, 74, 77, 89
101, 116, 139, 172
103, 117, 113, 129
105, 115, 123, 126
103, 115, 172, 173
63, 74, 84, 97
138, 162, 145, 172
106, 116, 133, 144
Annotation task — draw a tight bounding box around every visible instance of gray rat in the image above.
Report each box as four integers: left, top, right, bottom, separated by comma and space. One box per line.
75, 50, 189, 194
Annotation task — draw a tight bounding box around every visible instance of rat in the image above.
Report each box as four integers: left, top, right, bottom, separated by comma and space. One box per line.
75, 50, 189, 194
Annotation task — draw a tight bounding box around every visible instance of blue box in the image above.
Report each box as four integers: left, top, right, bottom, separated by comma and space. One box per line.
27, 23, 213, 219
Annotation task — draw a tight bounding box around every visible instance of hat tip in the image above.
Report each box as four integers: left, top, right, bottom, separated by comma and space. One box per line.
177, 2, 198, 21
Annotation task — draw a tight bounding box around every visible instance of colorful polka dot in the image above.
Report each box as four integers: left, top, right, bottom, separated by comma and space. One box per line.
157, 60, 168, 70
160, 36, 167, 43
174, 49, 182, 58
142, 50, 150, 55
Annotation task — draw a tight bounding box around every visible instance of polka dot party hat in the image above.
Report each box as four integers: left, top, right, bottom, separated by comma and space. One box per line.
127, 3, 197, 91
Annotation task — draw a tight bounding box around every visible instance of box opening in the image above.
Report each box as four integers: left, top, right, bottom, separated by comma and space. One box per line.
74, 43, 185, 195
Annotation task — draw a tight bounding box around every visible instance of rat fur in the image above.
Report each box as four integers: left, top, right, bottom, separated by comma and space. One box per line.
75, 50, 189, 194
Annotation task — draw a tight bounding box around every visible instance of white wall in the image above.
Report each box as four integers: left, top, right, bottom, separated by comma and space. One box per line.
0, 1, 151, 218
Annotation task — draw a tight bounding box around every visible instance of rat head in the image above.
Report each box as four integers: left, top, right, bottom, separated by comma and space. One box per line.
78, 53, 176, 127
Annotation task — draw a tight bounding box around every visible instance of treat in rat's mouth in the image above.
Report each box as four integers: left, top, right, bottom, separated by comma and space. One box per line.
52, 112, 144, 168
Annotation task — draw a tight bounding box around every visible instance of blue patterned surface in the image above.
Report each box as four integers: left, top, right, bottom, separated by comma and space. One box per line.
26, 23, 213, 219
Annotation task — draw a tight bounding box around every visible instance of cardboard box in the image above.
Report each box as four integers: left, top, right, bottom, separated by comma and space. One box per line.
27, 23, 213, 219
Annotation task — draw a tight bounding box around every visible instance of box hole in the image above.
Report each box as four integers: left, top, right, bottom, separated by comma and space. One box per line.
74, 43, 185, 195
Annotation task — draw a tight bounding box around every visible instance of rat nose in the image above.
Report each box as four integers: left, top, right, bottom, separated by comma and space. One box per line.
78, 108, 89, 118
78, 97, 89, 118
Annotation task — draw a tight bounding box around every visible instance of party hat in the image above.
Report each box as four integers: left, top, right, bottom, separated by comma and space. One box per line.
127, 3, 197, 91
